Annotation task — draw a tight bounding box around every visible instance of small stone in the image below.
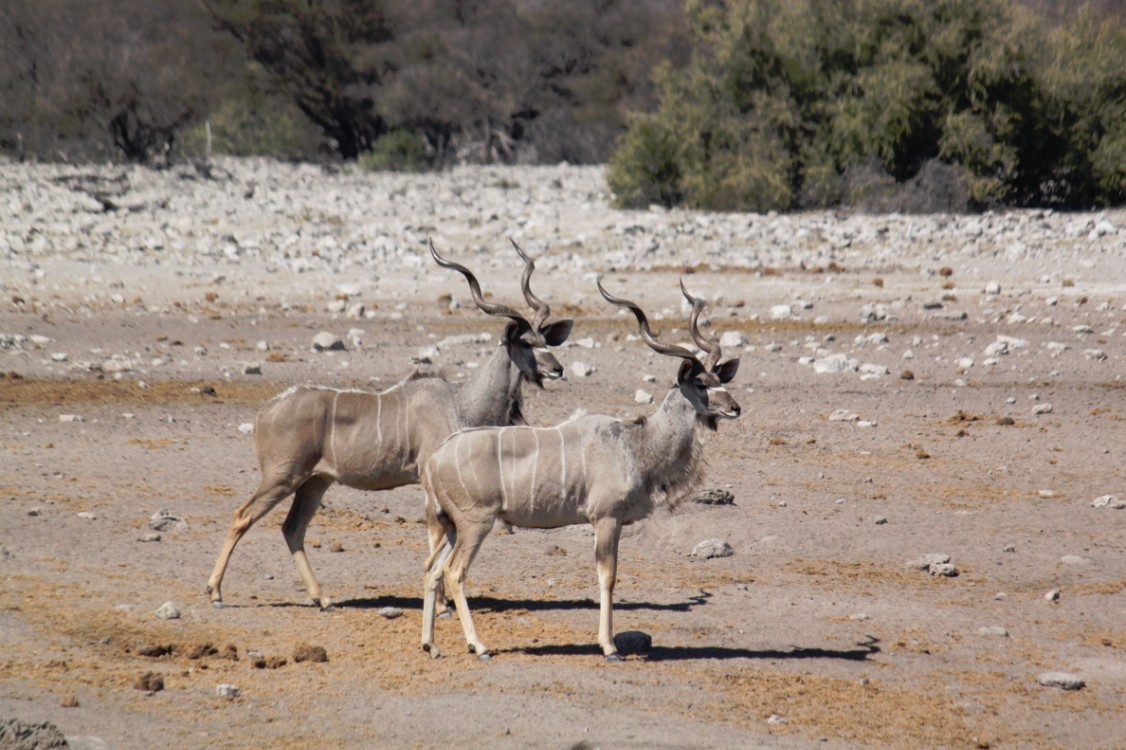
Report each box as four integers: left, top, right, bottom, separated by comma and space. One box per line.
1091, 495, 1125, 509
907, 553, 951, 571
984, 281, 1002, 295
828, 409, 859, 422
770, 304, 793, 320
634, 389, 653, 404
545, 544, 567, 556
312, 332, 346, 351
929, 562, 959, 577
138, 532, 162, 543
216, 683, 242, 699
873, 516, 888, 525
378, 606, 403, 619
978, 626, 1009, 637
571, 361, 594, 378
238, 423, 255, 436
1037, 672, 1085, 690
1045, 589, 1061, 601
719, 330, 748, 348
691, 539, 734, 559
329, 541, 344, 553
77, 512, 96, 520
613, 630, 652, 655
149, 509, 187, 532
1031, 403, 1053, 415
154, 601, 181, 620
767, 714, 788, 725
414, 345, 440, 363
241, 362, 262, 375
1059, 555, 1091, 566
60, 694, 79, 708
59, 414, 84, 423
814, 353, 857, 374
693, 488, 736, 505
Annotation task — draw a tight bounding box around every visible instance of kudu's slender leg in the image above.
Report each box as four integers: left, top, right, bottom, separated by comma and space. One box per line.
421, 529, 455, 658
425, 492, 454, 616
442, 522, 493, 659
207, 474, 302, 606
282, 475, 333, 609
593, 516, 624, 660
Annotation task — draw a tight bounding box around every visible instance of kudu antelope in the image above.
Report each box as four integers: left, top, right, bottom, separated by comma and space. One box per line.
206, 240, 573, 609
420, 280, 741, 660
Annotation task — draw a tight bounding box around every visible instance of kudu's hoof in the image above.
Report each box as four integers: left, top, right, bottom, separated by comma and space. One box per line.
604, 653, 623, 663
423, 644, 442, 659
476, 652, 492, 662
210, 600, 224, 609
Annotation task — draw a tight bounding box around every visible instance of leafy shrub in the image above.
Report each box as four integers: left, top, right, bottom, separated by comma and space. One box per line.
357, 129, 433, 172
609, 0, 1126, 212
180, 75, 322, 160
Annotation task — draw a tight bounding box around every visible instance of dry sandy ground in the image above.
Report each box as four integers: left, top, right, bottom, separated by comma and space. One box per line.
1, 162, 1125, 749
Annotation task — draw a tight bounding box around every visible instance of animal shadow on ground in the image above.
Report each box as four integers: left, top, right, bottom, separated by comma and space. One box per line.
338, 591, 712, 614
503, 637, 880, 662
339, 594, 878, 663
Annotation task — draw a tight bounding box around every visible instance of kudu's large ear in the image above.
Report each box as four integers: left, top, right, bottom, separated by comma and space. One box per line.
715, 357, 740, 384
540, 319, 573, 346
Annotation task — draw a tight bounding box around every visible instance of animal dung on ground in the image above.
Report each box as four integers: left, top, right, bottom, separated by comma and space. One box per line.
293, 644, 328, 663
134, 672, 164, 692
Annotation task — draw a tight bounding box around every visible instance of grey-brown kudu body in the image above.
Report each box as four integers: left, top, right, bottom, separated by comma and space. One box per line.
206, 241, 572, 608
421, 281, 741, 660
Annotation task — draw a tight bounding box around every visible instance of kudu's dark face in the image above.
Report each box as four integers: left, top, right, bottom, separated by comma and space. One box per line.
505, 319, 573, 388
677, 357, 742, 431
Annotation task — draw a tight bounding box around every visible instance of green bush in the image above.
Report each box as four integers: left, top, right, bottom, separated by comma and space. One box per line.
609, 0, 1126, 212
180, 80, 321, 160
357, 129, 433, 173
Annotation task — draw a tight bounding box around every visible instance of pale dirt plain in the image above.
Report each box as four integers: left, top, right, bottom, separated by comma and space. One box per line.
1, 159, 1124, 750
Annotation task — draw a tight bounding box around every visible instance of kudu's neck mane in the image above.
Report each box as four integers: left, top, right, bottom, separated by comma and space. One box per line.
627, 386, 707, 510
453, 342, 527, 427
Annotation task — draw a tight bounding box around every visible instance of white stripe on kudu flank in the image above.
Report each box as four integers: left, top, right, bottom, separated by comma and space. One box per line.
556, 427, 566, 500
402, 394, 410, 462
375, 393, 383, 445
329, 391, 340, 472
529, 429, 540, 513
497, 430, 509, 512
454, 433, 467, 499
